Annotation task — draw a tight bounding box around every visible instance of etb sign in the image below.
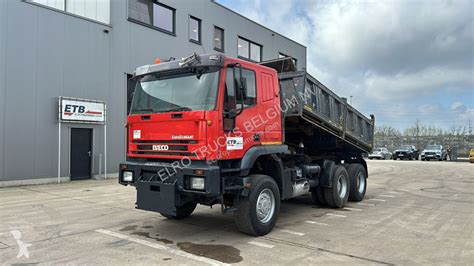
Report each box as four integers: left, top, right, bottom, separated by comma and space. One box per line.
60, 98, 105, 123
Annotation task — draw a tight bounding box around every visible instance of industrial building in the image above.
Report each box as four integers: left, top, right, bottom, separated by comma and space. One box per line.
0, 0, 306, 185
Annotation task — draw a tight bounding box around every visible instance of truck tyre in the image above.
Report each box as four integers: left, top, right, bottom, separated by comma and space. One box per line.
346, 164, 367, 202
311, 186, 326, 206
234, 175, 280, 236
323, 166, 350, 208
160, 202, 197, 219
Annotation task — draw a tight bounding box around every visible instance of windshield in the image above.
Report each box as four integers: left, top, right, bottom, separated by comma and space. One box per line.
398, 145, 412, 150
425, 145, 441, 150
374, 148, 382, 152
130, 67, 220, 114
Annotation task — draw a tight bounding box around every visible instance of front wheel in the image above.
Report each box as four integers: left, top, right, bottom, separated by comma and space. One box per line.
323, 166, 350, 208
234, 175, 280, 236
161, 202, 197, 219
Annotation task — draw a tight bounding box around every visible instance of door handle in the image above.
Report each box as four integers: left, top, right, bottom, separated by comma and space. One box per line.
88, 151, 92, 157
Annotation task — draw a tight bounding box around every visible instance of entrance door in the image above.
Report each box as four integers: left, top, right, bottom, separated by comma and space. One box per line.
70, 128, 92, 180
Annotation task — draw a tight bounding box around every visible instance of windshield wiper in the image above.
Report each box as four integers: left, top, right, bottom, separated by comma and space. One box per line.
165, 106, 193, 112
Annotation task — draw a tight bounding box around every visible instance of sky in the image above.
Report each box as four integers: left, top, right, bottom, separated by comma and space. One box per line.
217, 0, 473, 131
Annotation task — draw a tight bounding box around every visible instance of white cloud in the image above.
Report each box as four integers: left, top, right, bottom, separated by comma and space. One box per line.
361, 67, 473, 101
218, 0, 474, 129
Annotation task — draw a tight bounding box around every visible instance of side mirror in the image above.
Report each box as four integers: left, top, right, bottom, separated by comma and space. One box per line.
227, 109, 237, 119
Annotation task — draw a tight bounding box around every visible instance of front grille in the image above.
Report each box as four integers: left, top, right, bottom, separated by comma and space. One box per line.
137, 145, 188, 151
130, 139, 202, 158
425, 152, 436, 155
132, 151, 195, 156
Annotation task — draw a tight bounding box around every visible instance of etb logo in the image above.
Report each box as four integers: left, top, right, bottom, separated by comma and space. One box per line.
64, 104, 86, 114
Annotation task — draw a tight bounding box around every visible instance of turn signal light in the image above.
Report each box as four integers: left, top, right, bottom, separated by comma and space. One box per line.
154, 58, 161, 64
194, 169, 205, 176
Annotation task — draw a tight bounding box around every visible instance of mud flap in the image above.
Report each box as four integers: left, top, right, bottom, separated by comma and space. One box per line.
319, 160, 336, 188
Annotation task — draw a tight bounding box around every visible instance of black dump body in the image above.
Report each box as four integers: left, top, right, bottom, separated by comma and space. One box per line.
261, 58, 375, 155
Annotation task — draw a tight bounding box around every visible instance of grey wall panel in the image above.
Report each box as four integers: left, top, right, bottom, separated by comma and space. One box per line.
59, 18, 111, 176
4, 2, 38, 179
33, 8, 66, 177
0, 0, 6, 180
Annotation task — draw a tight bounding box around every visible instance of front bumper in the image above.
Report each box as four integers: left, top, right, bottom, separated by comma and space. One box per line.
395, 152, 410, 158
119, 160, 220, 215
421, 154, 441, 159
368, 154, 383, 159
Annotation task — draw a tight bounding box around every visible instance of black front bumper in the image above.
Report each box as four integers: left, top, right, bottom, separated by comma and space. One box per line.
395, 152, 411, 158
119, 160, 220, 216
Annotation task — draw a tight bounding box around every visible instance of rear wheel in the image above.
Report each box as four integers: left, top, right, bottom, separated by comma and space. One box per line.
161, 202, 197, 219
346, 164, 367, 202
323, 166, 350, 208
234, 175, 280, 236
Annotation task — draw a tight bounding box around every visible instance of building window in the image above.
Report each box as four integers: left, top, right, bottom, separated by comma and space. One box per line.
128, 0, 175, 35
189, 16, 201, 44
153, 2, 175, 34
214, 26, 224, 52
238, 37, 262, 62
30, 0, 110, 24
279, 53, 297, 67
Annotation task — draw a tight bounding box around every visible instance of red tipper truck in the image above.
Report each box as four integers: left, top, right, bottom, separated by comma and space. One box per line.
119, 53, 375, 236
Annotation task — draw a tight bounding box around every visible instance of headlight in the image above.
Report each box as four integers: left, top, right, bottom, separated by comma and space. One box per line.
190, 177, 205, 190
122, 171, 133, 182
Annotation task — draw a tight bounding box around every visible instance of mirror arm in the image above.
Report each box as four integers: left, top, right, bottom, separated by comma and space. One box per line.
228, 62, 245, 116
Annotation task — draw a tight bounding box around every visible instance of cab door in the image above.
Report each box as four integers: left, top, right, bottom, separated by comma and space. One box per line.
221, 66, 259, 159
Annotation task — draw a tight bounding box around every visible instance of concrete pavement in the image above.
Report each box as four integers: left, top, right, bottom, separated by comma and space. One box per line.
0, 160, 473, 264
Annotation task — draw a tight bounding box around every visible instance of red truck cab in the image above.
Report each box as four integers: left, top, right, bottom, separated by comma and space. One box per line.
126, 54, 282, 163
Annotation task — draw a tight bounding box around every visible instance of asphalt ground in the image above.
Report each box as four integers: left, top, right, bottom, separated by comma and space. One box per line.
0, 160, 473, 265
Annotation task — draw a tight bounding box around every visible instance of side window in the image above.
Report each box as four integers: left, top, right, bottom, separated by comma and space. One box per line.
224, 68, 256, 110
240, 69, 256, 107
261, 73, 274, 102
